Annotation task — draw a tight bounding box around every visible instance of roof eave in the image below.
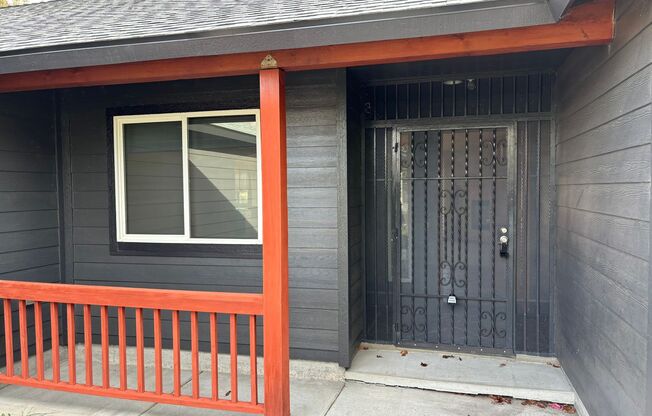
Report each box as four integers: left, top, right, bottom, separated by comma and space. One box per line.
0, 0, 555, 75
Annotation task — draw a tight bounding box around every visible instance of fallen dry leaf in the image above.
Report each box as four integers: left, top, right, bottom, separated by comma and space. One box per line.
547, 362, 561, 368
420, 362, 428, 367
225, 390, 231, 397
361, 346, 369, 350
376, 354, 383, 358
490, 395, 512, 405
400, 350, 408, 357
562, 404, 577, 414
499, 363, 507, 367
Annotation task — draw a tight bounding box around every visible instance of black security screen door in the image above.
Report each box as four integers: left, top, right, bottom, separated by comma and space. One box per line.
396, 127, 514, 351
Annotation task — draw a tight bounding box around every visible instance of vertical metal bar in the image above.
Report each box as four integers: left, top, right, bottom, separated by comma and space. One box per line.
384, 128, 391, 340
34, 301, 44, 380
250, 315, 258, 405
18, 300, 28, 378
451, 130, 456, 344
437, 131, 442, 344
491, 128, 497, 348
424, 131, 429, 343
230, 313, 238, 402
83, 304, 92, 386
100, 305, 109, 388
118, 306, 127, 391
373, 128, 378, 341
50, 302, 59, 383
536, 120, 541, 353
3, 299, 13, 377
478, 130, 484, 347
210, 312, 219, 400
410, 131, 416, 341
154, 309, 162, 395
464, 130, 469, 345
66, 303, 76, 384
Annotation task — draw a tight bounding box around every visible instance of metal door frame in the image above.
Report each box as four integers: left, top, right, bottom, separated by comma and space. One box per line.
390, 121, 517, 354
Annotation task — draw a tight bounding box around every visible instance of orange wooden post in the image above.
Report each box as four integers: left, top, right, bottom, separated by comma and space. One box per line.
259, 66, 290, 416
34, 301, 44, 380
153, 309, 162, 395
249, 315, 258, 405
18, 300, 28, 378
135, 308, 145, 392
229, 313, 238, 403
190, 311, 199, 399
100, 305, 109, 388
210, 312, 218, 400
172, 310, 181, 396
66, 303, 76, 384
117, 306, 127, 390
83, 304, 92, 385
50, 302, 60, 383
3, 299, 13, 377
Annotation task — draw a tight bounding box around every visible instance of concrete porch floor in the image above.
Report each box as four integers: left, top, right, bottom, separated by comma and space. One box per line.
346, 346, 575, 404
0, 350, 577, 415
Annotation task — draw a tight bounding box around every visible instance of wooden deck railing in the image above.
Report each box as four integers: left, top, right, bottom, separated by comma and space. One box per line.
0, 280, 265, 414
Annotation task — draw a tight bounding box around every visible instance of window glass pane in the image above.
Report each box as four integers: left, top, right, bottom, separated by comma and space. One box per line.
123, 121, 184, 235
188, 115, 258, 239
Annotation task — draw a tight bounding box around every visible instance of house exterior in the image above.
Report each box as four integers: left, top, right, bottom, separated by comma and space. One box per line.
0, 0, 649, 415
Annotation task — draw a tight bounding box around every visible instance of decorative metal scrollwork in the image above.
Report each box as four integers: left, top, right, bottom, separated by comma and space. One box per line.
439, 261, 467, 287
480, 311, 507, 338
440, 190, 468, 215
481, 137, 507, 167
400, 305, 426, 334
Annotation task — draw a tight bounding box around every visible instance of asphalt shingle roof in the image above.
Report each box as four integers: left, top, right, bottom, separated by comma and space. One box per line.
0, 0, 488, 54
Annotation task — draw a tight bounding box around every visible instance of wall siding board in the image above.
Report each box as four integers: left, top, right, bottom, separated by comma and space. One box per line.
555, 1, 652, 414
62, 70, 343, 361
0, 91, 60, 362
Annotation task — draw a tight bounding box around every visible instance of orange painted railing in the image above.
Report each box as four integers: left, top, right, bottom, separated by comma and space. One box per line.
0, 280, 265, 414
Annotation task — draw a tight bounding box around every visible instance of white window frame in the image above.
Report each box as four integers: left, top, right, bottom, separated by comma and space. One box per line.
113, 109, 263, 245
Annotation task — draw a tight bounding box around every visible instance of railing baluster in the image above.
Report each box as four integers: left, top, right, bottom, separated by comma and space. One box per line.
136, 307, 144, 393
100, 305, 109, 388
249, 315, 258, 405
191, 311, 199, 399
230, 313, 238, 403
18, 300, 28, 378
66, 303, 76, 384
153, 309, 162, 395
83, 304, 92, 386
210, 312, 218, 400
3, 299, 13, 377
34, 301, 44, 380
50, 302, 60, 383
118, 306, 127, 391
172, 310, 181, 397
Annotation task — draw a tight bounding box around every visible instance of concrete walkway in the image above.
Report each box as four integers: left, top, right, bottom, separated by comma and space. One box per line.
0, 378, 575, 416
347, 346, 575, 404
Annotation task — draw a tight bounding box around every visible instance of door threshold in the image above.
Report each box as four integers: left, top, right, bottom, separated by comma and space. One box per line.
347, 346, 574, 404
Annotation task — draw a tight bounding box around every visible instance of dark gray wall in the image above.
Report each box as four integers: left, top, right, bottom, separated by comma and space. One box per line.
346, 71, 365, 363
0, 91, 60, 359
554, 0, 651, 415
59, 70, 343, 362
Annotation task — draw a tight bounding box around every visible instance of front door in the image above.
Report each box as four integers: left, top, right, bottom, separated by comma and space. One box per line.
394, 126, 515, 352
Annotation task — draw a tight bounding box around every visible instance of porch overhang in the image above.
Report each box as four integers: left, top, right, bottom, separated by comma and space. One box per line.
0, 0, 614, 93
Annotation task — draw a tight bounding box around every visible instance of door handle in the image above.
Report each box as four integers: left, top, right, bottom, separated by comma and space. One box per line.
499, 227, 509, 258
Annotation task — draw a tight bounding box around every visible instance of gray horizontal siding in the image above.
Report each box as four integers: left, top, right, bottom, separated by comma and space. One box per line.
61, 71, 342, 361
0, 91, 60, 361
554, 0, 651, 414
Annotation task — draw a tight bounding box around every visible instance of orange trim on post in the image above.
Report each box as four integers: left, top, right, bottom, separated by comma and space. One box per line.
0, 0, 614, 93
260, 68, 290, 416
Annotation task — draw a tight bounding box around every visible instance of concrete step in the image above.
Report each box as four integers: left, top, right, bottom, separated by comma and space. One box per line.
345, 346, 575, 404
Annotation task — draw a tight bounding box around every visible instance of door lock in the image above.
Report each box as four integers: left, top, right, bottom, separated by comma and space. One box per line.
499, 228, 509, 258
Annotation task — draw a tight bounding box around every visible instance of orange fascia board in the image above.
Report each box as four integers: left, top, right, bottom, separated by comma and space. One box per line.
0, 0, 614, 93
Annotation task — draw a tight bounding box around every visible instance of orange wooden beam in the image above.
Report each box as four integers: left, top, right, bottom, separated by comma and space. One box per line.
0, 0, 613, 93
260, 68, 290, 416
